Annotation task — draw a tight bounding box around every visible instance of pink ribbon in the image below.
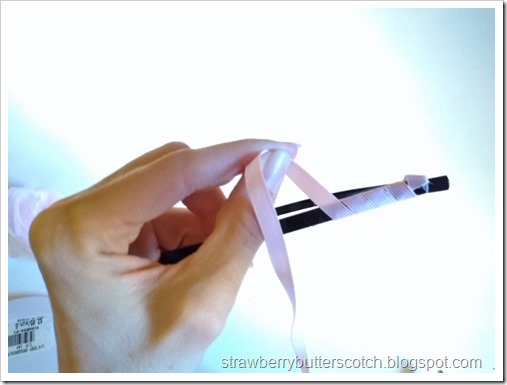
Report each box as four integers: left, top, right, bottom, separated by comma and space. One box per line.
244, 152, 429, 373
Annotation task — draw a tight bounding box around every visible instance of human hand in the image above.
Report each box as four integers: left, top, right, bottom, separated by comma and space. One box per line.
29, 139, 298, 372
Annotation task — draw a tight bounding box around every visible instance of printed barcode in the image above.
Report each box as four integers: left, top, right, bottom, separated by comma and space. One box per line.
8, 330, 35, 347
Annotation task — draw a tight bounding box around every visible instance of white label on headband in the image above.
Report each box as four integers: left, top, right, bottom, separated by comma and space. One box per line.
8, 315, 55, 357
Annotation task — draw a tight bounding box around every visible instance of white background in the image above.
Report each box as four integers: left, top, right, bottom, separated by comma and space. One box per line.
3, 0, 501, 378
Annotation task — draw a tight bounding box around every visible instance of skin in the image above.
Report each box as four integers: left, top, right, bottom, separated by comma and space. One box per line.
29, 139, 298, 372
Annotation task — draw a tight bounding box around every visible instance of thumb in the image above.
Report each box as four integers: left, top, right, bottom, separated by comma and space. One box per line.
161, 150, 295, 348
196, 149, 294, 279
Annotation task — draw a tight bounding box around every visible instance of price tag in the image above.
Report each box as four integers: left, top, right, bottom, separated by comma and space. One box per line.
8, 315, 54, 357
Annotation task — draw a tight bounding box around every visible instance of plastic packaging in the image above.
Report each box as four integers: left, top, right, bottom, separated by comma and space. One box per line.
8, 187, 61, 258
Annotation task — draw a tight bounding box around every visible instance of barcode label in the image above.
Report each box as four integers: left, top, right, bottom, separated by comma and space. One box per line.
8, 330, 35, 347
8, 315, 54, 357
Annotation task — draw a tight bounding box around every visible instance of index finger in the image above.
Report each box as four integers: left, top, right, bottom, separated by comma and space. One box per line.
75, 139, 299, 254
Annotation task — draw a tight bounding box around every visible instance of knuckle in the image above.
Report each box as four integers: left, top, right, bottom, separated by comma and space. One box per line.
180, 299, 228, 346
29, 204, 64, 262
29, 197, 93, 264
166, 141, 190, 151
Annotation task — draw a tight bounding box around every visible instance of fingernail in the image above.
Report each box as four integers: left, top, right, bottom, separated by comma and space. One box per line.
261, 149, 293, 200
281, 142, 301, 159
